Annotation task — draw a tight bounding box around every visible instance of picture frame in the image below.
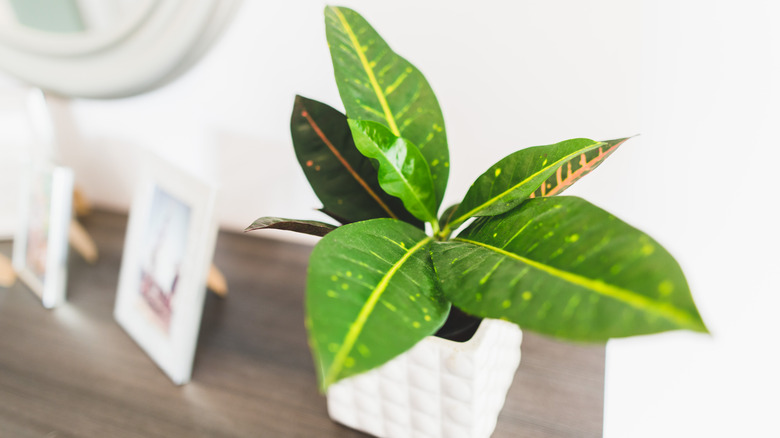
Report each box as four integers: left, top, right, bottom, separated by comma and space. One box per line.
114, 156, 218, 385
0, 87, 57, 239
12, 162, 74, 308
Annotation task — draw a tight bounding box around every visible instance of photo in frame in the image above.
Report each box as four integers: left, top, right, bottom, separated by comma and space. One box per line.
114, 157, 218, 385
12, 162, 74, 308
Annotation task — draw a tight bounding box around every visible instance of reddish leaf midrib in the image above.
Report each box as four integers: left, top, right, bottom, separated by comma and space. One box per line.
301, 107, 398, 219
545, 139, 626, 197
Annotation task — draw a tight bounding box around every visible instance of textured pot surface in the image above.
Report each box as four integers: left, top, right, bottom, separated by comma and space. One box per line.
327, 318, 523, 438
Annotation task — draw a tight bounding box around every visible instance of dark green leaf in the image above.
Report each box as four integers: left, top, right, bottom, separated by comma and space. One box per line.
245, 217, 337, 237
432, 197, 707, 341
438, 203, 461, 233
451, 138, 618, 228
317, 208, 352, 226
325, 6, 449, 207
291, 95, 420, 225
527, 137, 631, 199
348, 119, 437, 223
306, 219, 449, 390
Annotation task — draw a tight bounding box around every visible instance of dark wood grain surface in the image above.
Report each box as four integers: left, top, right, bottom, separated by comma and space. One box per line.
0, 210, 605, 437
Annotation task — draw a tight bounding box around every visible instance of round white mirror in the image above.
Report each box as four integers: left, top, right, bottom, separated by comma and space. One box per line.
0, 0, 240, 98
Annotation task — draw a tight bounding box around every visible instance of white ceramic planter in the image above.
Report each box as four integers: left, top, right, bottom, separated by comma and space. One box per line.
327, 318, 523, 438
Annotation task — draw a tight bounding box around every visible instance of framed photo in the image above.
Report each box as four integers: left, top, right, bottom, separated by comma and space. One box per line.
114, 157, 218, 385
13, 162, 74, 308
0, 87, 57, 239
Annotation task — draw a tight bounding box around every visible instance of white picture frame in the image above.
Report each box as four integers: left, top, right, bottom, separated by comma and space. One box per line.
114, 157, 218, 385
12, 162, 74, 308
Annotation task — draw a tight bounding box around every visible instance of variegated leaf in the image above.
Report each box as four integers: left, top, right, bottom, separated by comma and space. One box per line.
528, 137, 630, 199
432, 196, 707, 341
450, 138, 621, 228
325, 6, 449, 207
291, 95, 421, 226
348, 119, 438, 223
307, 219, 449, 390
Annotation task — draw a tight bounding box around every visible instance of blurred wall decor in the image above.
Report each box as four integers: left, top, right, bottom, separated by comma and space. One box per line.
0, 86, 30, 238
0, 0, 241, 98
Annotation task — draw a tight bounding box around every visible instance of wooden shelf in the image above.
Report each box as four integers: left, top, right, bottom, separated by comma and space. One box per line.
0, 210, 605, 437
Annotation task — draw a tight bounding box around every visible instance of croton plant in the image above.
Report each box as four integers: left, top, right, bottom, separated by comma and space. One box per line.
247, 6, 707, 391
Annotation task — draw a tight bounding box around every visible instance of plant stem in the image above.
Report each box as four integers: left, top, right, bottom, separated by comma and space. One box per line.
430, 220, 441, 238
437, 224, 452, 241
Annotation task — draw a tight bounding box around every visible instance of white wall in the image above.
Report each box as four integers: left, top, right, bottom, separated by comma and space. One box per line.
604, 1, 780, 437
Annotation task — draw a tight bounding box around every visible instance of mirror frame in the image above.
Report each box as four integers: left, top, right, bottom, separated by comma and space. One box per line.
0, 0, 241, 98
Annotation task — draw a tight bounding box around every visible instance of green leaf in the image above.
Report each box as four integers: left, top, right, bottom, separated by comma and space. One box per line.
527, 137, 631, 199
348, 119, 437, 223
325, 6, 449, 207
306, 219, 450, 390
291, 95, 420, 226
317, 208, 352, 226
431, 197, 707, 341
245, 217, 337, 237
438, 203, 460, 230
451, 138, 623, 228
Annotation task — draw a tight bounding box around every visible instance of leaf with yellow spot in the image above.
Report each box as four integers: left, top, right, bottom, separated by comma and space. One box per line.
306, 219, 449, 391
528, 137, 631, 199
451, 138, 630, 229
431, 197, 707, 341
348, 119, 438, 223
325, 6, 449, 208
291, 95, 421, 226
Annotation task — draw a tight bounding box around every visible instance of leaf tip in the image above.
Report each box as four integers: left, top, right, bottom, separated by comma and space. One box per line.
607, 134, 639, 147
318, 378, 330, 394
324, 5, 349, 18
244, 221, 259, 233
690, 317, 710, 335
672, 305, 709, 336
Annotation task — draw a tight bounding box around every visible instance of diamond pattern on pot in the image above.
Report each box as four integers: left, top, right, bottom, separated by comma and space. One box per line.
327, 318, 523, 438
